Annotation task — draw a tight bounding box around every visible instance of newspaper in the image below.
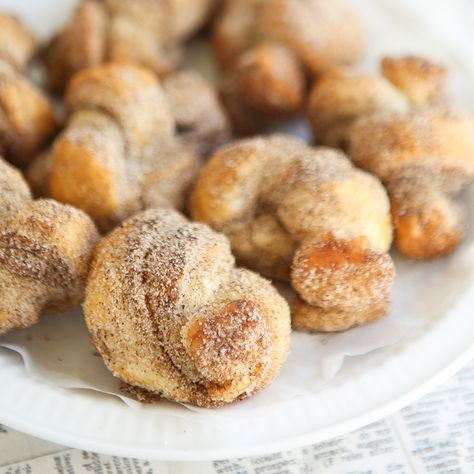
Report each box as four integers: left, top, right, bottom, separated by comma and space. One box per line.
1, 360, 474, 474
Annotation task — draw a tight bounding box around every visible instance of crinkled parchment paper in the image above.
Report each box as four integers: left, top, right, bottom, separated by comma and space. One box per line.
1, 0, 474, 421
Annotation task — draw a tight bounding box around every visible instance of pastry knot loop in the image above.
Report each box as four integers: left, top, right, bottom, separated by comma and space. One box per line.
191, 135, 395, 332
84, 208, 290, 407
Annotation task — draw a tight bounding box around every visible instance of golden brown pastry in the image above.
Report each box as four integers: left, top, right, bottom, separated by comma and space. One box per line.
309, 56, 474, 259
220, 42, 306, 134
25, 149, 53, 197
381, 56, 447, 107
308, 56, 448, 148
46, 63, 198, 232
84, 208, 290, 407
0, 14, 58, 167
27, 68, 227, 198
191, 135, 395, 332
350, 110, 474, 259
308, 67, 411, 149
0, 158, 99, 335
162, 70, 230, 155
213, 0, 365, 133
44, 0, 216, 91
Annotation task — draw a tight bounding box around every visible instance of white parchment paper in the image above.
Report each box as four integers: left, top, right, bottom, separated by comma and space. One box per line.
0, 0, 474, 421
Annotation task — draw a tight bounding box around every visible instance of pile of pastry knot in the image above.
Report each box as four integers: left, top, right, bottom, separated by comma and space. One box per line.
0, 0, 473, 408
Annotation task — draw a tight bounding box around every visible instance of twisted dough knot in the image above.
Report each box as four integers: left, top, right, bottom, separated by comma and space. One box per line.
191, 135, 395, 332
84, 208, 290, 407
309, 56, 474, 259
162, 70, 230, 156
0, 158, 99, 335
213, 0, 365, 133
44, 0, 216, 91
48, 63, 198, 232
0, 14, 58, 167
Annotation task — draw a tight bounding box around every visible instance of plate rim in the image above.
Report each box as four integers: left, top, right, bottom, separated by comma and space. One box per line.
1, 286, 473, 461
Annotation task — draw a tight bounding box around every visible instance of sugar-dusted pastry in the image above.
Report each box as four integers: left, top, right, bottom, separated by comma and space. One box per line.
191, 135, 395, 332
309, 56, 474, 258
84, 208, 290, 407
350, 109, 474, 259
163, 70, 230, 156
308, 67, 411, 149
213, 0, 365, 133
44, 0, 216, 91
308, 56, 447, 148
0, 158, 99, 335
0, 14, 58, 167
220, 42, 306, 134
47, 63, 198, 232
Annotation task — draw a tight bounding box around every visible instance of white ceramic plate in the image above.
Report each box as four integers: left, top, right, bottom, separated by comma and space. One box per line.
1, 287, 473, 461
1, 0, 474, 461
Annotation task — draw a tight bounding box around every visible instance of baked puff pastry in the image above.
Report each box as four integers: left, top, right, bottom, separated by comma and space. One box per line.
0, 158, 99, 335
0, 14, 58, 167
44, 0, 216, 92
213, 0, 365, 133
309, 56, 474, 259
191, 135, 395, 332
84, 208, 290, 407
47, 63, 198, 232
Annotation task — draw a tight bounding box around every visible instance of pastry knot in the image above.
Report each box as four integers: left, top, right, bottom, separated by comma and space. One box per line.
84, 208, 290, 407
191, 135, 395, 332
0, 158, 99, 335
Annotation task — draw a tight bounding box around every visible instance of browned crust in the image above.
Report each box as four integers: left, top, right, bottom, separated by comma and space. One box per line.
163, 70, 230, 155
257, 0, 365, 76
348, 109, 474, 259
220, 42, 305, 134
43, 0, 216, 91
0, 15, 58, 167
49, 63, 198, 232
292, 296, 390, 332
211, 0, 262, 68
212, 0, 364, 73
308, 68, 410, 148
84, 208, 290, 407
0, 157, 99, 335
0, 77, 58, 167
0, 14, 36, 73
291, 236, 395, 312
391, 201, 463, 260
381, 56, 448, 107
43, 0, 107, 92
387, 167, 465, 260
213, 0, 364, 133
191, 135, 394, 332
309, 55, 473, 260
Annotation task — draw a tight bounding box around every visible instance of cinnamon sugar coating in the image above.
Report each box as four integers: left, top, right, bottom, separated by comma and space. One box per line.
220, 42, 305, 134
0, 158, 99, 335
162, 70, 230, 155
44, 63, 198, 232
308, 68, 410, 149
213, 0, 365, 133
0, 14, 58, 167
43, 0, 216, 92
191, 135, 395, 332
309, 56, 474, 259
84, 208, 290, 407
308, 56, 448, 149
381, 56, 447, 107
